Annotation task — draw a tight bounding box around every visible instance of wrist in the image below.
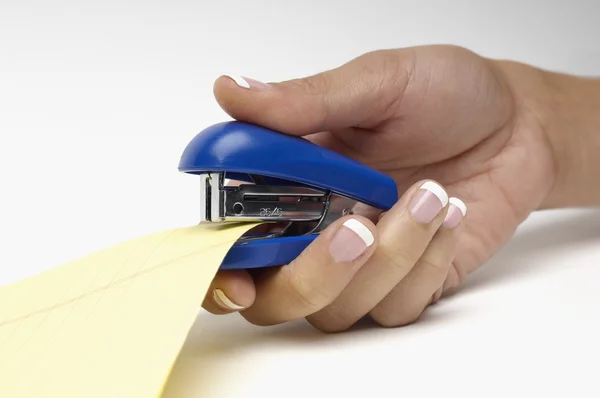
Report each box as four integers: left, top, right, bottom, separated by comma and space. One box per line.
537, 71, 600, 208
494, 60, 600, 209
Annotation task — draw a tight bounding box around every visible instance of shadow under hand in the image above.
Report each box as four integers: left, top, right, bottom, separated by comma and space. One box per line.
161, 307, 425, 396
161, 209, 600, 397
460, 208, 600, 293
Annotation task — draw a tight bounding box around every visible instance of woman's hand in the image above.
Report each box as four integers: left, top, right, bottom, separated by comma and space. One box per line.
201, 44, 563, 332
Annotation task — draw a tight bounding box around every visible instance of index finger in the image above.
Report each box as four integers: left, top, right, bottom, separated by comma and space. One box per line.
240, 216, 378, 326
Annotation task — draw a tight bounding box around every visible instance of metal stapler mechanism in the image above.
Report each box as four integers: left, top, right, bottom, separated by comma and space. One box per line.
178, 121, 398, 269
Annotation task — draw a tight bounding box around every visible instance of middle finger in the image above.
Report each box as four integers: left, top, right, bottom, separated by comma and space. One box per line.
306, 180, 449, 332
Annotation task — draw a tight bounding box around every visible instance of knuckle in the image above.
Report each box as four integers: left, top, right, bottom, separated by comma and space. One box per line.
432, 288, 443, 304
372, 310, 422, 328
308, 318, 352, 333
362, 49, 416, 119
289, 73, 331, 96
306, 306, 356, 333
419, 256, 451, 274
287, 74, 331, 128
396, 311, 422, 327
377, 240, 421, 272
240, 311, 277, 327
286, 267, 333, 313
451, 261, 465, 286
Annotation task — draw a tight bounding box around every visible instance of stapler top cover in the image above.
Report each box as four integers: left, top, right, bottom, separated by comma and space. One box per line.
178, 121, 398, 210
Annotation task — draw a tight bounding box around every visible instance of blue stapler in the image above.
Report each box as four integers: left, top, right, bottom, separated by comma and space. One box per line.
178, 121, 398, 269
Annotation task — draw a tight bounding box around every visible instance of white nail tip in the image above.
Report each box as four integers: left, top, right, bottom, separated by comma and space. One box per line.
449, 197, 467, 216
420, 181, 449, 207
343, 219, 374, 247
213, 289, 245, 310
224, 74, 250, 88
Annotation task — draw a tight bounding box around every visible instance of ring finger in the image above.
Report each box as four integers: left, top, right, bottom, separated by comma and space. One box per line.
306, 180, 450, 332
369, 197, 466, 327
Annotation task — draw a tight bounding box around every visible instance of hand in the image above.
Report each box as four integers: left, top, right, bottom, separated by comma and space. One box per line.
201, 45, 559, 332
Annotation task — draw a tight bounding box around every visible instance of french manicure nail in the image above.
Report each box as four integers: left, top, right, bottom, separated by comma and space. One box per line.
410, 181, 449, 224
213, 288, 245, 310
443, 197, 467, 229
224, 75, 270, 90
329, 219, 374, 263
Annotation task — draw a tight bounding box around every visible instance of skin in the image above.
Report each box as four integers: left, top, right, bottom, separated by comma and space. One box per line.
201, 44, 600, 332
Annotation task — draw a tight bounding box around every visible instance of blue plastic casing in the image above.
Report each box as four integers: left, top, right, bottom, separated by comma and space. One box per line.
178, 121, 398, 269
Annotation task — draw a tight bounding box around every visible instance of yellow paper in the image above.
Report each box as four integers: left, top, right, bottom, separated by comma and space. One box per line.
0, 222, 259, 397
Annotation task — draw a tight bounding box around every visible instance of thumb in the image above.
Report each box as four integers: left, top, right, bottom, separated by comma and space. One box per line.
212, 49, 415, 135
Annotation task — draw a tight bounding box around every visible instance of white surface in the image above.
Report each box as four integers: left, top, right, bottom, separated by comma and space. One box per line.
1, 1, 599, 397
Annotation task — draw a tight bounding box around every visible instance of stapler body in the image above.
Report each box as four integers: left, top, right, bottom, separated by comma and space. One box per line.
178, 121, 398, 269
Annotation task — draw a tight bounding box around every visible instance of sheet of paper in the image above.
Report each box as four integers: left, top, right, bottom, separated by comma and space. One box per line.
0, 222, 260, 397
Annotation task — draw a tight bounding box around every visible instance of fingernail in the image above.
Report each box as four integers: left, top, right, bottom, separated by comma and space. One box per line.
443, 197, 467, 229
410, 181, 449, 224
329, 219, 374, 263
213, 288, 245, 310
224, 75, 270, 90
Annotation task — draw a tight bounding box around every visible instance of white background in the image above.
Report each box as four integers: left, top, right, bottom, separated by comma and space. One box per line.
1, 1, 600, 397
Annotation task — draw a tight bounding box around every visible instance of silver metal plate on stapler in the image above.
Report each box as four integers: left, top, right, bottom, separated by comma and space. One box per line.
199, 172, 331, 222
198, 172, 381, 239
